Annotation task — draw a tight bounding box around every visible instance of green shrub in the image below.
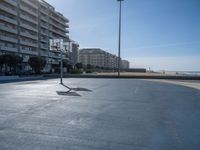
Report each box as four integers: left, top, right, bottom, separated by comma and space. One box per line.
71, 69, 82, 74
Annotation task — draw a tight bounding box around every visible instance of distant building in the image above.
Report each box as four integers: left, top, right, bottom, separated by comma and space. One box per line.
0, 0, 70, 71
79, 48, 129, 69
79, 48, 106, 68
69, 40, 79, 66
121, 60, 130, 69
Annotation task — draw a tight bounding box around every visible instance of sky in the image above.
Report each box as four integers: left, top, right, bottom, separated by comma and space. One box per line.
46, 0, 200, 71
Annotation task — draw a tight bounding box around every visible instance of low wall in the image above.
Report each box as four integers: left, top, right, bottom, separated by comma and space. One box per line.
0, 76, 19, 81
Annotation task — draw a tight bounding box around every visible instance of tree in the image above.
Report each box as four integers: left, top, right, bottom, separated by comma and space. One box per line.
28, 56, 46, 74
0, 54, 23, 75
1, 54, 13, 73
63, 60, 73, 72
0, 55, 4, 73
75, 62, 83, 69
86, 64, 93, 70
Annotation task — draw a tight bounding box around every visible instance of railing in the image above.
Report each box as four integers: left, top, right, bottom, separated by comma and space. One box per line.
20, 22, 38, 32
0, 25, 17, 34
50, 15, 67, 27
20, 49, 38, 55
20, 14, 38, 25
40, 38, 48, 43
40, 9, 48, 15
20, 32, 38, 40
40, 23, 48, 29
21, 0, 38, 9
0, 5, 17, 16
40, 16, 48, 22
20, 40, 38, 48
40, 44, 48, 50
4, 0, 18, 7
0, 35, 18, 43
0, 15, 17, 25
20, 5, 38, 17
40, 30, 48, 36
0, 46, 18, 52
49, 52, 61, 59
40, 50, 48, 57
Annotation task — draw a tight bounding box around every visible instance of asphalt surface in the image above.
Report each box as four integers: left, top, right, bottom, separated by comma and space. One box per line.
0, 79, 200, 150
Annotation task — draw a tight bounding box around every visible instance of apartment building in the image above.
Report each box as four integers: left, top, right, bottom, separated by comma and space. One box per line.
69, 40, 79, 66
0, 0, 69, 71
79, 48, 107, 68
121, 59, 130, 69
79, 48, 129, 69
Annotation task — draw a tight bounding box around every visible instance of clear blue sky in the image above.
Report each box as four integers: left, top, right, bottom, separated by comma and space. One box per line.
46, 0, 200, 71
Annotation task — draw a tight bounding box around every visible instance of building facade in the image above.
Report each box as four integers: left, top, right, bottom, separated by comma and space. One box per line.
121, 59, 130, 69
69, 40, 79, 66
0, 0, 69, 71
79, 48, 129, 70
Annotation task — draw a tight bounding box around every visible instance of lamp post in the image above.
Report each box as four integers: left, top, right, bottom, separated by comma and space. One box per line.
60, 48, 63, 84
117, 0, 124, 78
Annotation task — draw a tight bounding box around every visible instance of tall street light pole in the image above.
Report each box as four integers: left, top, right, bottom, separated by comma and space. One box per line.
117, 0, 124, 78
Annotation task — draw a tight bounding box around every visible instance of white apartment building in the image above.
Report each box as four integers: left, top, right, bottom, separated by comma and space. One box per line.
79, 48, 129, 69
0, 0, 69, 71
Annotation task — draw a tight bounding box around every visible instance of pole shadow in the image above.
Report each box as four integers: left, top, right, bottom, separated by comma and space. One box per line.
56, 91, 81, 97
61, 83, 92, 92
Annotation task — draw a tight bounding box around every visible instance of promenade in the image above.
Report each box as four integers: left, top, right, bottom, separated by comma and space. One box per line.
0, 78, 200, 149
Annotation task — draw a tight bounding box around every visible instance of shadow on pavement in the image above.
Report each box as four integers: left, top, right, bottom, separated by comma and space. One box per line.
56, 91, 81, 96
61, 83, 92, 92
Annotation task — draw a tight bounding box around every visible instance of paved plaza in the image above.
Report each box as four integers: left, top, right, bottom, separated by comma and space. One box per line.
0, 78, 200, 150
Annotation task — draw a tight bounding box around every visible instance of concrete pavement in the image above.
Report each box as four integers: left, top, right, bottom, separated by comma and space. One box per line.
0, 79, 200, 150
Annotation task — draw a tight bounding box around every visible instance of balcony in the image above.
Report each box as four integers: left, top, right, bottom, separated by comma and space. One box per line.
0, 46, 18, 52
20, 14, 38, 25
50, 15, 67, 27
40, 50, 48, 57
20, 32, 38, 40
49, 25, 69, 34
52, 31, 68, 39
50, 21, 68, 33
40, 38, 48, 43
40, 16, 48, 22
49, 20, 57, 28
0, 4, 17, 16
0, 35, 18, 43
40, 23, 48, 29
40, 9, 48, 16
49, 34, 54, 39
4, 0, 18, 7
40, 44, 48, 50
40, 30, 48, 36
0, 25, 17, 34
49, 52, 61, 59
49, 26, 57, 33
20, 40, 38, 48
20, 48, 38, 55
20, 22, 38, 32
60, 27, 69, 33
0, 15, 17, 25
20, 5, 38, 17
21, 0, 38, 9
